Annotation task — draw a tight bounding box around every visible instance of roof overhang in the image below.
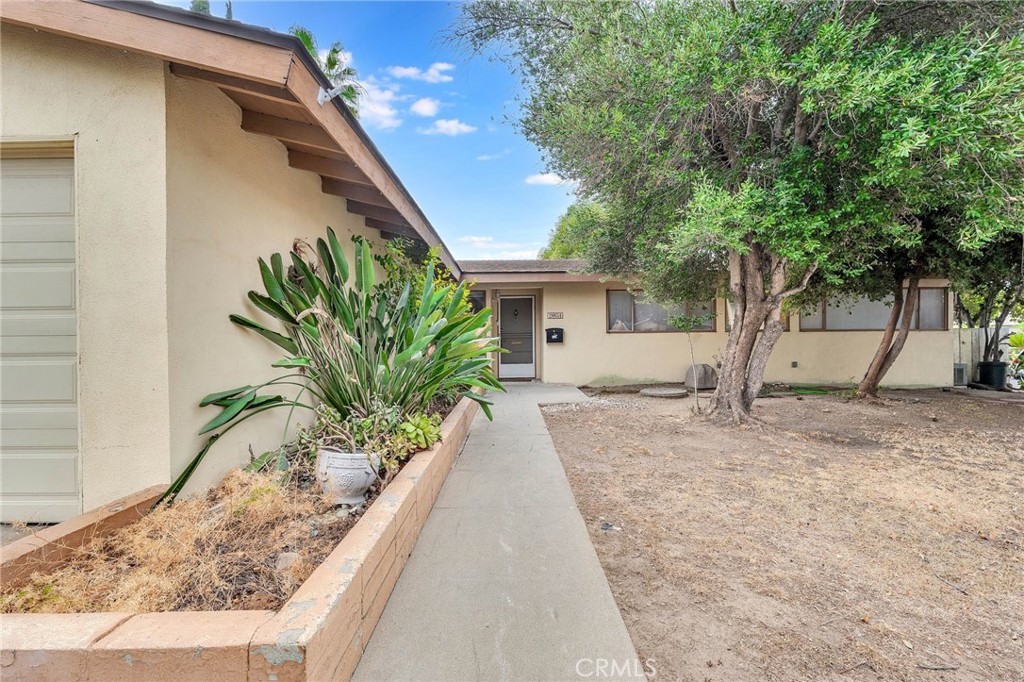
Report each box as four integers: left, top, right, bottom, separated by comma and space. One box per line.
0, 0, 460, 277
460, 272, 605, 284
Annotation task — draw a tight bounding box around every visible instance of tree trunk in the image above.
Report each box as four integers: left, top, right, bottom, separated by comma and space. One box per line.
986, 284, 1024, 362
858, 274, 921, 397
954, 282, 1023, 363
707, 244, 815, 423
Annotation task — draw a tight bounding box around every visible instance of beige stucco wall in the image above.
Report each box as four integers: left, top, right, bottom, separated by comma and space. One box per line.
164, 73, 383, 496
481, 279, 954, 388
1, 26, 170, 510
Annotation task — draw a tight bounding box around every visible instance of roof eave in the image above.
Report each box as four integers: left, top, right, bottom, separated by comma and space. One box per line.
460, 272, 606, 284
1, 0, 459, 277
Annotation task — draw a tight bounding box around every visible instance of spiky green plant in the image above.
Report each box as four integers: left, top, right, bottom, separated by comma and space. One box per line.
158, 229, 504, 504
290, 25, 361, 114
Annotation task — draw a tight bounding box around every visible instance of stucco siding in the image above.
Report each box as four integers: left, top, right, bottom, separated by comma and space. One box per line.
1, 25, 170, 510
765, 326, 953, 387
164, 73, 383, 496
491, 280, 954, 388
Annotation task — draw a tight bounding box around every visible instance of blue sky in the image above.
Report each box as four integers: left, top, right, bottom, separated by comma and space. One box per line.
170, 1, 577, 259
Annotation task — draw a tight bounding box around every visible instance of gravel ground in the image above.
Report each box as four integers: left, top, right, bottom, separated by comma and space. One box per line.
543, 390, 1023, 682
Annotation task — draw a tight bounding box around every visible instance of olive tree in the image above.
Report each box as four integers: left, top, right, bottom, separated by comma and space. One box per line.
538, 202, 609, 259
456, 0, 1024, 422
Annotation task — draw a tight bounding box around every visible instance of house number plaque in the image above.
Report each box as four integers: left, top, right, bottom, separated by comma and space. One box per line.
547, 312, 564, 319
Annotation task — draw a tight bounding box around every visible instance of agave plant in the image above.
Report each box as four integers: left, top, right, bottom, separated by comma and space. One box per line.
158, 229, 504, 504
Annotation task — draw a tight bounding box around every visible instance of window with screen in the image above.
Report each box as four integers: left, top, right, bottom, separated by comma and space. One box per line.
606, 291, 714, 332
724, 301, 792, 331
800, 288, 947, 330
467, 290, 486, 314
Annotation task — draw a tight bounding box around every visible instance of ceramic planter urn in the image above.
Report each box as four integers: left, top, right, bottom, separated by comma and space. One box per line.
315, 447, 380, 505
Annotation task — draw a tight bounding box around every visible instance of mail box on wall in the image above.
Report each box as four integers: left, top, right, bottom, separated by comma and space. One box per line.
545, 327, 564, 343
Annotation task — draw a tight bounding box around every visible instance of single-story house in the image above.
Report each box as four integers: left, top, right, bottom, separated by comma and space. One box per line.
0, 1, 955, 525
460, 260, 955, 388
0, 0, 456, 522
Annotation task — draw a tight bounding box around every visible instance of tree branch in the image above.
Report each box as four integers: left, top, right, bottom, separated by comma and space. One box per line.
772, 87, 799, 152
779, 262, 819, 299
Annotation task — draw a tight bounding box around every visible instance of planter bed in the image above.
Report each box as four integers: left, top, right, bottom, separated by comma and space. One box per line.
0, 396, 479, 682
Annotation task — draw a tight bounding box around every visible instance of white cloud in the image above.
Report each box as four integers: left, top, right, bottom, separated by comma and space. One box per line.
419, 118, 477, 136
455, 235, 541, 260
525, 172, 564, 186
476, 149, 511, 162
358, 77, 403, 130
410, 97, 441, 117
386, 62, 455, 84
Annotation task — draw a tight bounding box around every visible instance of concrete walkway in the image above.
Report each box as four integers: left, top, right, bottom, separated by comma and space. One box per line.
354, 384, 642, 681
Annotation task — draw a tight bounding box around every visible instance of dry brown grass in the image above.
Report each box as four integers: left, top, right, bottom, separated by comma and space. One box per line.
544, 390, 1024, 681
2, 469, 370, 613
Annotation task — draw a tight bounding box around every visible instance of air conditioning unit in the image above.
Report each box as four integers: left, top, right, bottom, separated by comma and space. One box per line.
953, 363, 968, 386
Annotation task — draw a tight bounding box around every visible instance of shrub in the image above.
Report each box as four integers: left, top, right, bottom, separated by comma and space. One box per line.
161, 228, 504, 503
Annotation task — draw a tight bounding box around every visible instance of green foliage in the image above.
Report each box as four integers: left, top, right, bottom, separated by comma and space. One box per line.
949, 231, 1024, 361
1009, 334, 1024, 386
669, 309, 717, 415
375, 240, 460, 311
245, 402, 443, 487
397, 413, 443, 451
457, 0, 1024, 303
538, 201, 609, 259
668, 311, 715, 334
159, 228, 505, 505
290, 25, 361, 114
188, 0, 211, 15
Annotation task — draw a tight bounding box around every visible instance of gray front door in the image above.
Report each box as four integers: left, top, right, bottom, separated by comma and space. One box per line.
498, 297, 535, 378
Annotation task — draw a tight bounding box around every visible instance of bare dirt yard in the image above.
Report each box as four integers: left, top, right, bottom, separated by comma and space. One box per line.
543, 390, 1023, 681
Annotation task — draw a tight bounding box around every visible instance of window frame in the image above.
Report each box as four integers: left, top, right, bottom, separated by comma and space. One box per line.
798, 287, 949, 332
605, 290, 717, 334
724, 301, 792, 332
467, 290, 487, 314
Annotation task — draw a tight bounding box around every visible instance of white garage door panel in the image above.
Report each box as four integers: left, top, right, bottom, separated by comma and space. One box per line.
0, 263, 76, 309
1, 156, 79, 523
1, 359, 77, 403
2, 453, 79, 494
0, 499, 81, 523
1, 427, 77, 449
1, 241, 76, 262
0, 168, 74, 215
1, 215, 76, 243
1, 336, 76, 356
1, 405, 77, 430
1, 313, 76, 336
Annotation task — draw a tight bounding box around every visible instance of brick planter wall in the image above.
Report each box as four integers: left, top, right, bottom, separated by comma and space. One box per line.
0, 396, 480, 682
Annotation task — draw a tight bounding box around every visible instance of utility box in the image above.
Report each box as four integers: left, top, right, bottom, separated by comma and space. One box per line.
545, 327, 564, 344
685, 364, 718, 389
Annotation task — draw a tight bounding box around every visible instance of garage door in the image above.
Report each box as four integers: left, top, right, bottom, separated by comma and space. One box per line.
1, 157, 80, 523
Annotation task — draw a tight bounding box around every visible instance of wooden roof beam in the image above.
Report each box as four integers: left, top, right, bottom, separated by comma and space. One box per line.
321, 179, 392, 208
283, 57, 459, 276
287, 150, 372, 185
169, 64, 300, 105
347, 200, 411, 227
241, 111, 342, 155
364, 217, 419, 240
